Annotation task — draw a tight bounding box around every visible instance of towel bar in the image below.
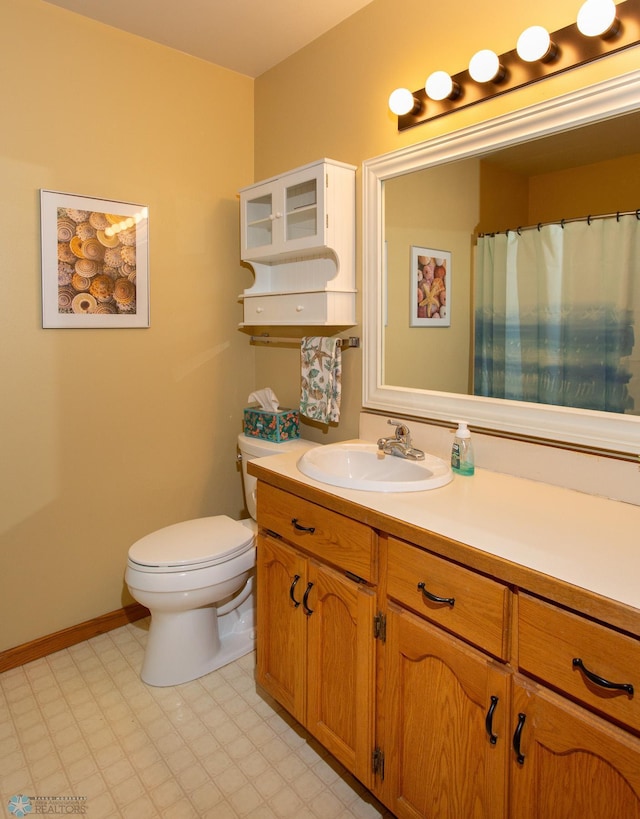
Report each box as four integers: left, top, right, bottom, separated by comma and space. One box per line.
249, 335, 360, 349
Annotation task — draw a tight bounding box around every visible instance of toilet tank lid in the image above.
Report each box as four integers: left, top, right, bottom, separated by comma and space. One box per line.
128, 515, 254, 569
237, 433, 318, 458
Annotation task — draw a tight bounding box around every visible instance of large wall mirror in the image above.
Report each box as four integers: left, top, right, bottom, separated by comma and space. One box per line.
363, 70, 640, 456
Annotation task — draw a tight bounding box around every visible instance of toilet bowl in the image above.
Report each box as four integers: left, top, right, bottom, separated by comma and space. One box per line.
125, 433, 316, 686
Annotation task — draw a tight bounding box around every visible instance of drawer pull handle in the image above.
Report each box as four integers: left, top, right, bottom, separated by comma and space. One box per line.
417, 581, 455, 607
572, 658, 634, 695
302, 582, 314, 616
289, 574, 301, 608
512, 712, 526, 765
485, 695, 499, 745
292, 518, 315, 534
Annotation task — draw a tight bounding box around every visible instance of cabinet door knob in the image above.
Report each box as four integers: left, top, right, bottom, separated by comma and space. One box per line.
255, 307, 264, 314
485, 695, 499, 745
289, 574, 302, 608
295, 305, 304, 312
512, 712, 526, 765
302, 582, 314, 616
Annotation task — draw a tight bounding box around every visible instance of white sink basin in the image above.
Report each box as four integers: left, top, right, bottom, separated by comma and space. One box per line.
297, 442, 452, 492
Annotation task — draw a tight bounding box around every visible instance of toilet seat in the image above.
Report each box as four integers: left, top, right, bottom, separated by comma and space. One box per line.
128, 515, 254, 573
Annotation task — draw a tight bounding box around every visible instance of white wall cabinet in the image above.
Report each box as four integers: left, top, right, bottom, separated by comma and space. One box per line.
239, 158, 356, 326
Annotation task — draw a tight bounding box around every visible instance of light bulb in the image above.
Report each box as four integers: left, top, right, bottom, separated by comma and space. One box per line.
517, 26, 555, 62
468, 49, 502, 83
425, 71, 458, 101
577, 0, 617, 36
388, 87, 417, 116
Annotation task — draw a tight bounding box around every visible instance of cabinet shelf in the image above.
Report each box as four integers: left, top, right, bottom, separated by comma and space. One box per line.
288, 203, 317, 214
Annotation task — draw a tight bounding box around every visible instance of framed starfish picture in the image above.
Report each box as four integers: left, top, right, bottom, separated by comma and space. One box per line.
41, 190, 149, 328
410, 245, 450, 327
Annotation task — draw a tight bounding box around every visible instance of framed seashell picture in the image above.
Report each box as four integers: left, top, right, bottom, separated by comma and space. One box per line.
40, 190, 149, 328
410, 245, 451, 327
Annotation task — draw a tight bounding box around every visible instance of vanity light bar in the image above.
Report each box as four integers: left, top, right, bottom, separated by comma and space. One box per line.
394, 0, 640, 131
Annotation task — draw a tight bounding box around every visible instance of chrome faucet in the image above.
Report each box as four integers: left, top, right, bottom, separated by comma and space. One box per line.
377, 420, 425, 461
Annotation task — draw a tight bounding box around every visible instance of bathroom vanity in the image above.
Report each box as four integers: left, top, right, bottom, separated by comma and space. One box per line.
249, 449, 640, 819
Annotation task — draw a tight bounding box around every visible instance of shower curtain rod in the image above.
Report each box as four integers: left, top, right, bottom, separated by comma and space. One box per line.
480, 207, 640, 237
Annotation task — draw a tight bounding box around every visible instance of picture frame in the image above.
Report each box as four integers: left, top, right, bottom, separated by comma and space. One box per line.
410, 245, 450, 327
41, 190, 149, 328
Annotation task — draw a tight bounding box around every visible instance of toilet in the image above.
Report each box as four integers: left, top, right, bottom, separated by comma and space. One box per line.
125, 433, 316, 686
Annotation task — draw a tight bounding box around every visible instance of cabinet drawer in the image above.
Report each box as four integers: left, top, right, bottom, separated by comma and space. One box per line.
518, 593, 640, 732
386, 537, 510, 659
243, 292, 355, 325
257, 483, 375, 582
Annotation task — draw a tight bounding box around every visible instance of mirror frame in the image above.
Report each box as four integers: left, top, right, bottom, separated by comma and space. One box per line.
363, 70, 640, 456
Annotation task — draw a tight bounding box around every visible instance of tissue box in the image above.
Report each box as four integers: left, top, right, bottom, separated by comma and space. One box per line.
243, 407, 300, 442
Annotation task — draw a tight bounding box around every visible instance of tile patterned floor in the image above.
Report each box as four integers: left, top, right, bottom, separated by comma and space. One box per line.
0, 619, 393, 818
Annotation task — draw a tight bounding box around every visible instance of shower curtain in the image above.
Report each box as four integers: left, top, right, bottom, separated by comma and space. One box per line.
474, 215, 639, 413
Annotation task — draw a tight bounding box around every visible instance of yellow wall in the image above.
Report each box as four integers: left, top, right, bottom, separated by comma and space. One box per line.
478, 163, 530, 234
253, 0, 639, 440
479, 153, 640, 231
529, 153, 640, 222
0, 0, 254, 651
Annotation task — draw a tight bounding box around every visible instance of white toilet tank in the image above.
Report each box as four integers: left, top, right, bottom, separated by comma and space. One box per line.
237, 433, 318, 520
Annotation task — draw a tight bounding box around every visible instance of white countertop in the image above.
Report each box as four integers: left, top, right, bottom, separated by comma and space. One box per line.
253, 446, 640, 612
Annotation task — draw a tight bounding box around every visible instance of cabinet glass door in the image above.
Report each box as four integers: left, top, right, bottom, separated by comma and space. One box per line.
245, 190, 274, 250
285, 178, 317, 242
282, 165, 325, 250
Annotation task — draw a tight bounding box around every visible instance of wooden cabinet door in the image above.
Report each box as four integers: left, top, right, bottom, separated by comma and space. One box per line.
256, 534, 307, 723
510, 675, 640, 819
381, 604, 510, 819
306, 561, 376, 789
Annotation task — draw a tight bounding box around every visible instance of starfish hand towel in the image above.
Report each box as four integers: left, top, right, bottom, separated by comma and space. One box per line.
300, 336, 342, 424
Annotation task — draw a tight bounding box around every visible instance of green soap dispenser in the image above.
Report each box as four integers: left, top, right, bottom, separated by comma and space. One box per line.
451, 422, 475, 476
